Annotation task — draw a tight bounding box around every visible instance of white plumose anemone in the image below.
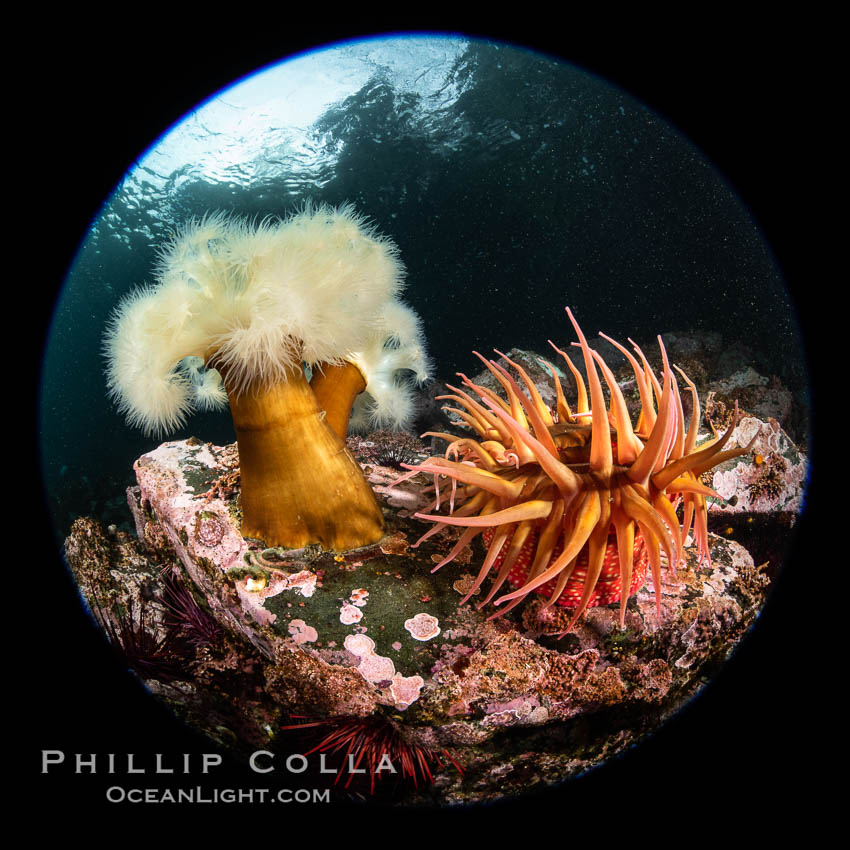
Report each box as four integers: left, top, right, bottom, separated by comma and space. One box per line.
103, 203, 429, 550
349, 298, 432, 432
104, 203, 416, 436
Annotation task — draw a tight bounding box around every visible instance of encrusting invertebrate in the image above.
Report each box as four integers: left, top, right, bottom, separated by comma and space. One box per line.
393, 308, 756, 631
104, 203, 429, 551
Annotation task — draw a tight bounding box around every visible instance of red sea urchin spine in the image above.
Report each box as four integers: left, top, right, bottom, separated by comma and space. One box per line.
281, 715, 463, 794
394, 307, 756, 631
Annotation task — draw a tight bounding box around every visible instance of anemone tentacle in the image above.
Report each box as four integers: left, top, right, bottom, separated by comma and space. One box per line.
399, 308, 753, 630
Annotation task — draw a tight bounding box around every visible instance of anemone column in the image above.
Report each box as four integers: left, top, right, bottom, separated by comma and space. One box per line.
310, 361, 368, 440
225, 366, 385, 550
104, 204, 428, 553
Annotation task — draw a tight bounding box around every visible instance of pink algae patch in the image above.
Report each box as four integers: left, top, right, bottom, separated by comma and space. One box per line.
349, 588, 369, 607
340, 602, 363, 625
344, 634, 395, 683
390, 673, 424, 710
288, 619, 318, 645
432, 546, 473, 567
343, 635, 424, 711
452, 574, 481, 598
237, 569, 319, 627
404, 612, 441, 641
282, 570, 318, 597
244, 569, 318, 604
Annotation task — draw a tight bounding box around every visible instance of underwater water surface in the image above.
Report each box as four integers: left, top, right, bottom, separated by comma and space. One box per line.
41, 35, 805, 541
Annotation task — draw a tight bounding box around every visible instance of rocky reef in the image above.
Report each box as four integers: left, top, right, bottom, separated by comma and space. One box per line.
63, 329, 808, 805
64, 411, 793, 805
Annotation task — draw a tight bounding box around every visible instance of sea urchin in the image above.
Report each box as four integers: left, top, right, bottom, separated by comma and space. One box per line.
281, 714, 462, 794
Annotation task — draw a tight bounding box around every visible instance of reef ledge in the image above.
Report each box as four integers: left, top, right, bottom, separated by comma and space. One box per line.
65, 435, 772, 805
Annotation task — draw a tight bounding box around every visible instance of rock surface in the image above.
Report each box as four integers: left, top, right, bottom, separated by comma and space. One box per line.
65, 431, 773, 806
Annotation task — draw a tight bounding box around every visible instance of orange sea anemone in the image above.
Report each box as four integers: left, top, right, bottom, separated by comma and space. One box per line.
396, 308, 755, 632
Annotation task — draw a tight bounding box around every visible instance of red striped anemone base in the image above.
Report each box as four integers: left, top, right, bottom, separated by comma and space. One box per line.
482, 526, 650, 609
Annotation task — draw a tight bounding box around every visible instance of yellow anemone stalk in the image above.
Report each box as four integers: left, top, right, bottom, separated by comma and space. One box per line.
104, 203, 429, 550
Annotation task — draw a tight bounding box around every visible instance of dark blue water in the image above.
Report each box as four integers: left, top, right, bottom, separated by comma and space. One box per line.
39, 38, 805, 543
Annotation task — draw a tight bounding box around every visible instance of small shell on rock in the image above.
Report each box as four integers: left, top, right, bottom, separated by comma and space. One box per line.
380, 534, 410, 556
195, 511, 225, 547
